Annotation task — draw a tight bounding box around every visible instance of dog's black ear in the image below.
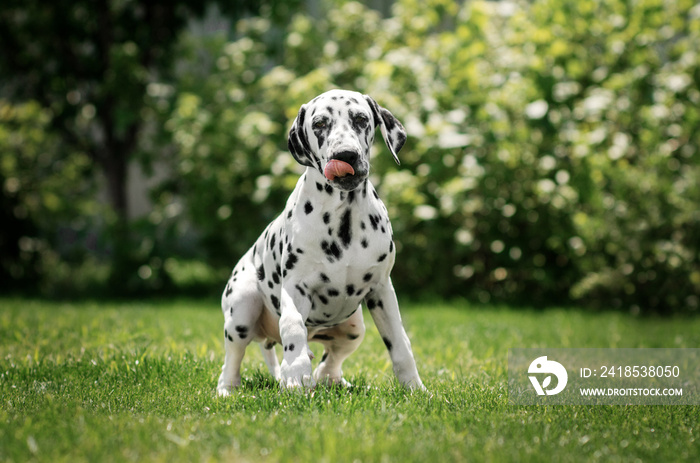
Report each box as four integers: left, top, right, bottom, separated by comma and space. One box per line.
287, 105, 315, 167
364, 95, 406, 165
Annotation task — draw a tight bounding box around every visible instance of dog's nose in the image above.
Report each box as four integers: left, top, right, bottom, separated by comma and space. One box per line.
331, 151, 359, 166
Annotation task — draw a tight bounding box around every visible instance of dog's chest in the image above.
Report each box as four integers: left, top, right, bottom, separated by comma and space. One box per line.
255, 178, 395, 327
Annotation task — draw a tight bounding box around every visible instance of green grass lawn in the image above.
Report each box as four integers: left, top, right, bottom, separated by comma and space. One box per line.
1, 297, 699, 462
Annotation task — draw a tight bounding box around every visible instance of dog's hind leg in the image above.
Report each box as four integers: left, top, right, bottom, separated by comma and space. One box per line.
312, 307, 365, 386
259, 342, 281, 381
217, 267, 264, 397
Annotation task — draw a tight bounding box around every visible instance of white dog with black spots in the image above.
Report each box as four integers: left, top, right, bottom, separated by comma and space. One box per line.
216, 89, 425, 395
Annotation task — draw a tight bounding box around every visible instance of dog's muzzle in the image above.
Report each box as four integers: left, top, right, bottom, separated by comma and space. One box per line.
324, 151, 366, 191
324, 151, 358, 180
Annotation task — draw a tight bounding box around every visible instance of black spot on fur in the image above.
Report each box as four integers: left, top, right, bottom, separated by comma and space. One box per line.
396, 131, 407, 147
325, 184, 334, 195
328, 288, 340, 297
316, 182, 324, 191
323, 212, 331, 224
361, 238, 368, 248
235, 325, 249, 339
319, 295, 329, 305
296, 284, 306, 296
287, 210, 293, 219
369, 214, 379, 231
363, 273, 373, 282
289, 343, 295, 352
378, 253, 387, 262
321, 240, 342, 260
366, 298, 377, 310
320, 273, 330, 282
346, 284, 355, 296
271, 295, 280, 310
225, 330, 234, 342
285, 252, 298, 271
338, 208, 352, 247
272, 272, 280, 285
257, 265, 265, 281
382, 337, 393, 351
265, 340, 276, 350
304, 201, 313, 214
329, 242, 341, 259
225, 285, 232, 297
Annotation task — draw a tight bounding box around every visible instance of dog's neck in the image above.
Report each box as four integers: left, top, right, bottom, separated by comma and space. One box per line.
293, 168, 376, 213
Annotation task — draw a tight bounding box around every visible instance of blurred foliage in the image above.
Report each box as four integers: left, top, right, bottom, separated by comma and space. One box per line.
156, 0, 700, 313
0, 100, 98, 291
2, 0, 699, 313
0, 0, 301, 296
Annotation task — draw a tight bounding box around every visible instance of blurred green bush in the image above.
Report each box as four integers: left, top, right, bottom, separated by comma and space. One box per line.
3, 0, 699, 312
152, 0, 699, 312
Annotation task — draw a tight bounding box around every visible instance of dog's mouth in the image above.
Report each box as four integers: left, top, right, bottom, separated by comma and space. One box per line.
323, 151, 367, 191
324, 159, 355, 181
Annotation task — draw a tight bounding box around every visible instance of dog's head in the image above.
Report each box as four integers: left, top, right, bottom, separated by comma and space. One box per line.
287, 89, 407, 191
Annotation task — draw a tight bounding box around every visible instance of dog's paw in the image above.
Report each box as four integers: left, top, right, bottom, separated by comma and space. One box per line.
315, 375, 352, 388
313, 364, 351, 387
216, 371, 241, 397
403, 377, 427, 393
280, 350, 315, 391
280, 374, 316, 391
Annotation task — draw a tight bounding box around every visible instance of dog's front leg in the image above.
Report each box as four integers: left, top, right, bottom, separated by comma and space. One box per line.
366, 280, 426, 391
278, 284, 316, 390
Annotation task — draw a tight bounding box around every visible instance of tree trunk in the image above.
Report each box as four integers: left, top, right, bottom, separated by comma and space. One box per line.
104, 150, 129, 223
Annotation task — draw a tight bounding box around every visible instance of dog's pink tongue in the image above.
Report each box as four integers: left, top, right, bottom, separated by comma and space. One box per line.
324, 160, 355, 181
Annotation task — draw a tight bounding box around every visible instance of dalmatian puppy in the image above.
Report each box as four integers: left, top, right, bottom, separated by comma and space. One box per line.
216, 89, 425, 395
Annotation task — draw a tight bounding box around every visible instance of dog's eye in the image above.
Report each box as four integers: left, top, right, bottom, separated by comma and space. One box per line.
313, 120, 327, 130
353, 114, 369, 127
